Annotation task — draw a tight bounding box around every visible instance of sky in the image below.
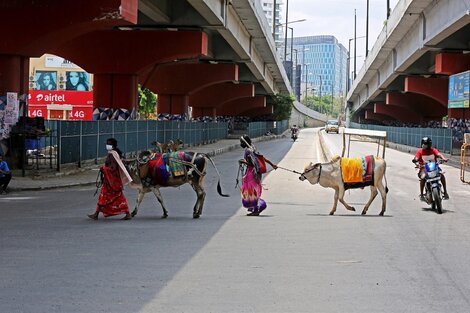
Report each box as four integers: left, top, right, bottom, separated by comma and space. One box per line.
286, 0, 400, 63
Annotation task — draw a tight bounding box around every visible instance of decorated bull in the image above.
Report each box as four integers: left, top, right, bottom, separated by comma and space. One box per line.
299, 155, 389, 215
126, 150, 228, 219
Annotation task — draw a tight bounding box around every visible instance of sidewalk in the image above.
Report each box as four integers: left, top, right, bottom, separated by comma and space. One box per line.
7, 133, 287, 192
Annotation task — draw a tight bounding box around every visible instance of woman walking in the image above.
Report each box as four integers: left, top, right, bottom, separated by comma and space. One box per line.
88, 138, 133, 220
238, 135, 277, 216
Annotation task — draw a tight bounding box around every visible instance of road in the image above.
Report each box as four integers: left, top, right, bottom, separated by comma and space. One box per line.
1, 128, 470, 313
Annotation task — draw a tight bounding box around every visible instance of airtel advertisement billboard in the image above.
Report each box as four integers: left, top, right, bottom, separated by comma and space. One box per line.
28, 90, 93, 120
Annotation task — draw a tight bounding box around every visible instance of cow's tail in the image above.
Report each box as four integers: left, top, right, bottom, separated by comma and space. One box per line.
383, 160, 389, 193
201, 153, 230, 197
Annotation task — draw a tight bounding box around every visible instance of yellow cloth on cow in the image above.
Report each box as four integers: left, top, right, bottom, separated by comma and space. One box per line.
341, 157, 364, 183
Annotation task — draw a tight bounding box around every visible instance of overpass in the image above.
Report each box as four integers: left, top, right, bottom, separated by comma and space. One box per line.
0, 0, 322, 122
346, 0, 470, 125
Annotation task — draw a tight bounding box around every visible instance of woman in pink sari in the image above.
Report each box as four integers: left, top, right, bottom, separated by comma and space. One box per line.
88, 138, 133, 220
239, 135, 277, 216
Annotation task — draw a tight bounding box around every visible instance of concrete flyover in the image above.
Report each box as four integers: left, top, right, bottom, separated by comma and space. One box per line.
0, 0, 324, 123
346, 0, 470, 125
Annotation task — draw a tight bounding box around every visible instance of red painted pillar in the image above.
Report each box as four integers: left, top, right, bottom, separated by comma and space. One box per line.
93, 74, 137, 110
435, 53, 470, 75
158, 95, 189, 115
0, 55, 29, 95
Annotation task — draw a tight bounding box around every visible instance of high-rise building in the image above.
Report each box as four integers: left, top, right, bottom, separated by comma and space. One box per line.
293, 35, 348, 98
261, 0, 283, 45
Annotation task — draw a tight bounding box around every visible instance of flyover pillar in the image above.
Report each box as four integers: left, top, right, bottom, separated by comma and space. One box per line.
93, 74, 138, 110
0, 55, 29, 95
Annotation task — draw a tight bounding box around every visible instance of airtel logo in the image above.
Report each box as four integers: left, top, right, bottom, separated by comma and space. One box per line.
36, 94, 44, 101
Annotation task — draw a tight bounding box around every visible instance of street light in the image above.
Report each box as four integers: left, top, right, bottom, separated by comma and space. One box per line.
347, 35, 365, 91
276, 19, 307, 61
317, 75, 322, 100
303, 63, 309, 103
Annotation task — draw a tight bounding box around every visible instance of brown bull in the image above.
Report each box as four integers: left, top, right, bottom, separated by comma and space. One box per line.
125, 150, 228, 219
299, 155, 389, 216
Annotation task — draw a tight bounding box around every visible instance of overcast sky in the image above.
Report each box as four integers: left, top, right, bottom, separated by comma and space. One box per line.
286, 0, 400, 62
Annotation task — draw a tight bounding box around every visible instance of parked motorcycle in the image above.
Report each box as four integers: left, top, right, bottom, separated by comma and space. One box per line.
417, 160, 445, 214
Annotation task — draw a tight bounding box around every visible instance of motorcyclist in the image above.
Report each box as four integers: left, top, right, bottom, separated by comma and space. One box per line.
412, 136, 449, 201
291, 125, 299, 138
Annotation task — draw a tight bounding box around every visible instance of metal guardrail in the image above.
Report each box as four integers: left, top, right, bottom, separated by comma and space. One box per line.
350, 122, 454, 154
36, 120, 227, 170
24, 119, 287, 172
248, 120, 288, 138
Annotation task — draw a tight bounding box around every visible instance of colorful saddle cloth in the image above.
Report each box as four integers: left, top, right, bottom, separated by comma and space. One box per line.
341, 155, 375, 190
147, 151, 187, 186
163, 151, 186, 177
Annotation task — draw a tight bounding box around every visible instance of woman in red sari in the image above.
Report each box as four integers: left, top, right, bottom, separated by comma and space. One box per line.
88, 138, 133, 220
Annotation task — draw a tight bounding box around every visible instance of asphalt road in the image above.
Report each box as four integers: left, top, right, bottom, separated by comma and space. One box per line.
1, 128, 470, 313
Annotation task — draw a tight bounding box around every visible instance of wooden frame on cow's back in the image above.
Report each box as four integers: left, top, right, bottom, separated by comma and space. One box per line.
300, 155, 389, 216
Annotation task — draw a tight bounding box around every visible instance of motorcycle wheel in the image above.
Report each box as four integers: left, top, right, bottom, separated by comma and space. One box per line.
432, 188, 443, 214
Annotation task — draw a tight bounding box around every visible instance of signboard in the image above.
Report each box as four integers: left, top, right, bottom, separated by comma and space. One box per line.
448, 70, 469, 108
28, 91, 93, 121
29, 90, 93, 106
45, 56, 80, 69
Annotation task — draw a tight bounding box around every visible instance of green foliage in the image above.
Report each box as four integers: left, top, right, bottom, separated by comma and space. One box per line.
138, 85, 157, 119
303, 95, 343, 118
272, 93, 294, 121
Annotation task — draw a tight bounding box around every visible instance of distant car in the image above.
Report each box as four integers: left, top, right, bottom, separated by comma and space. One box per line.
325, 120, 339, 134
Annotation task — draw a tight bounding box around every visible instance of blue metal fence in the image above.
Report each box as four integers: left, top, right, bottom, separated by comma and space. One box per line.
350, 122, 454, 154
44, 120, 227, 168
248, 120, 288, 137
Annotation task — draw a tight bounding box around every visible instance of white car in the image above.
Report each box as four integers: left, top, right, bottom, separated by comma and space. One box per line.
325, 120, 339, 134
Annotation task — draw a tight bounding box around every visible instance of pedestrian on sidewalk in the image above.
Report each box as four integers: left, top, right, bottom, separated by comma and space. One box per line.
238, 135, 277, 216
88, 138, 133, 220
0, 154, 12, 194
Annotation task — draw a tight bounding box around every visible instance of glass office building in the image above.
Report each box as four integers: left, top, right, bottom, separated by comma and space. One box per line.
293, 35, 348, 98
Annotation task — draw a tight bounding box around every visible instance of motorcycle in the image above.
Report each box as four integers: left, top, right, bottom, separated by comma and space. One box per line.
291, 132, 298, 142
417, 160, 445, 214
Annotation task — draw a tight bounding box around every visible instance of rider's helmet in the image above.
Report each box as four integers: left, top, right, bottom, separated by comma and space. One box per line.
421, 137, 432, 150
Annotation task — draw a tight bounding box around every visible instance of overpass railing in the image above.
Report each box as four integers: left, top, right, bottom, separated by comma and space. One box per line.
350, 122, 454, 154
248, 120, 288, 138
26, 120, 228, 171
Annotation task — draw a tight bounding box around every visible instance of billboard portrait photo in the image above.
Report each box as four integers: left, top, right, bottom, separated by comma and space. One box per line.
35, 71, 57, 91
66, 71, 90, 91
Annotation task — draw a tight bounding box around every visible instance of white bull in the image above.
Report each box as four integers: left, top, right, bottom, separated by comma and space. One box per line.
299, 155, 389, 216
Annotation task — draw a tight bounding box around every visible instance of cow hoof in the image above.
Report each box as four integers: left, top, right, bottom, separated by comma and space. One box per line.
361, 210, 367, 215
161, 214, 168, 219
329, 211, 335, 215
379, 212, 385, 216
193, 214, 200, 219
131, 210, 137, 217
350, 207, 356, 211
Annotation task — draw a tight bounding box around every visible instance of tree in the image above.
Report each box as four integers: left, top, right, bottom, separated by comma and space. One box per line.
272, 94, 294, 121
138, 85, 157, 119
304, 95, 343, 118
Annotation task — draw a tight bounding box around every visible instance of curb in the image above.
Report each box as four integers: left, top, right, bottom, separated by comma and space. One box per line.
8, 133, 287, 192
317, 128, 334, 161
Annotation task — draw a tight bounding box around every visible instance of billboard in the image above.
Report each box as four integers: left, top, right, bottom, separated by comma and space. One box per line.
28, 90, 93, 121
448, 70, 469, 109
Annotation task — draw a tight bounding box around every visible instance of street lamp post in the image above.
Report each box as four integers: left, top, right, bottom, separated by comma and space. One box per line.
347, 35, 365, 92
366, 0, 369, 57
318, 75, 322, 100
387, 0, 391, 18
284, 0, 289, 62
304, 63, 309, 103
292, 48, 299, 98
272, 0, 277, 38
